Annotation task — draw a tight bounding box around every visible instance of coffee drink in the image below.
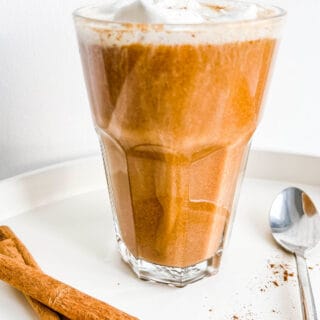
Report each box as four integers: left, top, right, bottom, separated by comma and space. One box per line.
74, 0, 285, 286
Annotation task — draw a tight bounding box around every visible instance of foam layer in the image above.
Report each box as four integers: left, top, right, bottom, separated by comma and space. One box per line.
74, 0, 285, 45
78, 0, 281, 24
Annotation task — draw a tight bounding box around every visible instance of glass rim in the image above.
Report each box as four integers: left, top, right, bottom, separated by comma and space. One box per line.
73, 1, 286, 29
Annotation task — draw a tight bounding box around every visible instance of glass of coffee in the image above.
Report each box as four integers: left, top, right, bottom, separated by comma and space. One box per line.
74, 0, 286, 287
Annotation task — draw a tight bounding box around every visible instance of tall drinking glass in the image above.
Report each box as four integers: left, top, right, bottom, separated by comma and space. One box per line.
74, 2, 285, 287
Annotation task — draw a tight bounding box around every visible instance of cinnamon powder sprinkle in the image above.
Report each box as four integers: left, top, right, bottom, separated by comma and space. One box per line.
206, 4, 225, 11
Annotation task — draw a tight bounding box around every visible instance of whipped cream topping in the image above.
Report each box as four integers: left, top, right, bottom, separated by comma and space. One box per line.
75, 1, 284, 45
84, 0, 281, 24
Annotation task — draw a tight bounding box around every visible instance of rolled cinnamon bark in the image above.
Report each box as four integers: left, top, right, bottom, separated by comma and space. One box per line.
0, 226, 40, 268
0, 226, 63, 320
0, 253, 138, 320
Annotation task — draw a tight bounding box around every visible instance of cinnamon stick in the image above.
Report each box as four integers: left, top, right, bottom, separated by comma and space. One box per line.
0, 226, 39, 268
0, 238, 61, 320
0, 226, 64, 319
0, 253, 138, 320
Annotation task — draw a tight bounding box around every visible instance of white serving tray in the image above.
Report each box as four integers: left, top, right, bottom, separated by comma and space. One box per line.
0, 151, 319, 320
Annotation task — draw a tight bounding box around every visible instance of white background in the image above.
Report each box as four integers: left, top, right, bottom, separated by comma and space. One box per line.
0, 0, 319, 179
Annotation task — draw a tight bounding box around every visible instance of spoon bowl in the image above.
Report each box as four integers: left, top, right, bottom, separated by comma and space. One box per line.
269, 187, 320, 256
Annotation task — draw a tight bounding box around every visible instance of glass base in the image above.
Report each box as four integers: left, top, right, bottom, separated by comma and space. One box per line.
117, 237, 220, 287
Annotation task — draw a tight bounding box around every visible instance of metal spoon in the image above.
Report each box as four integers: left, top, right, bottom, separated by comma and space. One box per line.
269, 187, 320, 320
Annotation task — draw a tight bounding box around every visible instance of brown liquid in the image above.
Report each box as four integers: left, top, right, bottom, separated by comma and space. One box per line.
80, 38, 276, 267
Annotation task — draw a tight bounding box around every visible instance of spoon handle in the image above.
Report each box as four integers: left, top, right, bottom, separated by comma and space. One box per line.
295, 254, 318, 320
